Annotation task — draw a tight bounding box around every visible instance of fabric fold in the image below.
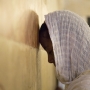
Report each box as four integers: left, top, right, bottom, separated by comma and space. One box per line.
67, 70, 90, 90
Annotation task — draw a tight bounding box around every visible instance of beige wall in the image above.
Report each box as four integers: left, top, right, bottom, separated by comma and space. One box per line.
64, 0, 90, 19
0, 38, 38, 90
0, 0, 40, 90
0, 0, 39, 48
45, 0, 64, 12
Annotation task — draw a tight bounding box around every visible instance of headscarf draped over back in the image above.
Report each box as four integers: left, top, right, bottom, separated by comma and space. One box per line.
45, 10, 90, 84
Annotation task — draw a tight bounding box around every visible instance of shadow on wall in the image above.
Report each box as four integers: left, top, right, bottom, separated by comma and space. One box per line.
0, 10, 39, 48
16, 10, 39, 48
0, 84, 5, 90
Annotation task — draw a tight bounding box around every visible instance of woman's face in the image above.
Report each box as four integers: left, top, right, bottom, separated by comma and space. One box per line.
39, 30, 55, 66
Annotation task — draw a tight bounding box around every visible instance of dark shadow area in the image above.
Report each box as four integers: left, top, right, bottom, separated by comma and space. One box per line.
16, 10, 39, 48
87, 17, 90, 27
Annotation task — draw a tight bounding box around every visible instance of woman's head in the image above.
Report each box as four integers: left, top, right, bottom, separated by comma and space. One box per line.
39, 22, 55, 66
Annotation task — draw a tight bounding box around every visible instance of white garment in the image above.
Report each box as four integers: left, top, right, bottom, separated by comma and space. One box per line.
67, 70, 90, 90
45, 10, 90, 84
58, 81, 65, 90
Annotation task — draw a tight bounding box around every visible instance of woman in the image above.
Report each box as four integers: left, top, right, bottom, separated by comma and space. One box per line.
39, 10, 90, 90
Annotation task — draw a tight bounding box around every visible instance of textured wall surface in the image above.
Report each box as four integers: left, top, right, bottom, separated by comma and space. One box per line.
0, 0, 39, 48
0, 0, 39, 90
64, 0, 90, 16
0, 37, 38, 90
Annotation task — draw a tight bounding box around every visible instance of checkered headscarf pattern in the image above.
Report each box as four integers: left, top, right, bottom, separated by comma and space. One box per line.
45, 10, 90, 84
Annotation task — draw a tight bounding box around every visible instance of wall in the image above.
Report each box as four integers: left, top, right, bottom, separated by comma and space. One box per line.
0, 0, 39, 90
64, 0, 90, 19
0, 38, 38, 90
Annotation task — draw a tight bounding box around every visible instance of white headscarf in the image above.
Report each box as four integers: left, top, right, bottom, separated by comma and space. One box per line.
45, 10, 90, 84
